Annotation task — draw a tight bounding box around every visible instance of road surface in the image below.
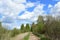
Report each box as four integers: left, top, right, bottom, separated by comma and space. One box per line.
29, 32, 40, 40
11, 32, 40, 40
11, 32, 28, 40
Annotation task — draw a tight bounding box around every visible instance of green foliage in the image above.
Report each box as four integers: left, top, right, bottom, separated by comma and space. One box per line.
45, 19, 60, 40
36, 22, 45, 34
0, 22, 11, 40
31, 16, 60, 40
23, 33, 30, 40
41, 37, 50, 40
25, 24, 30, 32
39, 34, 50, 40
0, 22, 6, 39
20, 24, 25, 33
21, 24, 24, 30
0, 22, 2, 27
31, 22, 35, 32
37, 16, 44, 23
31, 16, 45, 35
10, 28, 20, 37
20, 24, 30, 33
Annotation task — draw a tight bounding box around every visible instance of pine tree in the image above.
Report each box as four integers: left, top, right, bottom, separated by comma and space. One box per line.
31, 22, 34, 32
20, 24, 25, 32
25, 24, 30, 32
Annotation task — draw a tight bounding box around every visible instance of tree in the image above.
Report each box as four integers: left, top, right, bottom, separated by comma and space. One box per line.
31, 16, 45, 35
0, 22, 2, 27
44, 16, 60, 40
36, 16, 45, 34
37, 16, 44, 23
31, 22, 35, 32
25, 24, 30, 32
20, 24, 25, 32
21, 24, 24, 30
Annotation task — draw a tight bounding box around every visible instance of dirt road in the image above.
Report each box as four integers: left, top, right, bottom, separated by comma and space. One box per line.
11, 32, 40, 40
29, 33, 40, 40
11, 32, 28, 40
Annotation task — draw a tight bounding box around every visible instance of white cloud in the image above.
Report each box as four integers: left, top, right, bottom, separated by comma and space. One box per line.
18, 11, 34, 19
0, 0, 26, 29
50, 2, 60, 17
18, 4, 45, 22
0, 0, 45, 29
0, 0, 26, 17
48, 4, 53, 8
33, 4, 45, 16
12, 0, 26, 4
26, 2, 35, 8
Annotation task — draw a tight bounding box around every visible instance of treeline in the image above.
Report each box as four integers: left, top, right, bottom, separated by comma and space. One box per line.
11, 23, 30, 37
0, 22, 31, 40
20, 24, 30, 33
31, 16, 60, 40
0, 22, 11, 40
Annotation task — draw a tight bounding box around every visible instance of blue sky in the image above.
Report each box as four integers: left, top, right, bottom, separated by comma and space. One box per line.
0, 0, 60, 29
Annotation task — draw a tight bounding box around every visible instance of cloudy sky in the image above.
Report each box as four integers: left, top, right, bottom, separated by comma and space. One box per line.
0, 0, 60, 29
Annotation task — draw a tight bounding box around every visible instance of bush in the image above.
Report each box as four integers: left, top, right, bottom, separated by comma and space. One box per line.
10, 28, 20, 37
44, 18, 60, 40
0, 22, 11, 40
31, 16, 60, 40
40, 34, 50, 40
41, 37, 50, 40
31, 16, 45, 35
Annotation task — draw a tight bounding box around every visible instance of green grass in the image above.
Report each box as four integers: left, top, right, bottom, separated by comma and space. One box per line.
39, 34, 50, 40
23, 33, 30, 40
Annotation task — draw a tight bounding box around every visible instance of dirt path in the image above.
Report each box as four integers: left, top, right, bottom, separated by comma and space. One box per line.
11, 32, 40, 40
11, 32, 28, 40
29, 33, 40, 40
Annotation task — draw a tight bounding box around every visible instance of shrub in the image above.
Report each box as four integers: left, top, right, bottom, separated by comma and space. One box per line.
10, 28, 20, 37
41, 37, 50, 40
45, 18, 60, 40
31, 16, 45, 35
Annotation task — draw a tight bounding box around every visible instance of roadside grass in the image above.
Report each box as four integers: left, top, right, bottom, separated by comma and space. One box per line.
39, 34, 50, 40
23, 33, 30, 40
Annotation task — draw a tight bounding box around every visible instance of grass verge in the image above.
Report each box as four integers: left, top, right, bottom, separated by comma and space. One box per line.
23, 33, 30, 40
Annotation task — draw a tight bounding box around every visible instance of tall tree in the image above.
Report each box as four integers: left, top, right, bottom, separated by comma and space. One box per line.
37, 16, 45, 34
31, 22, 38, 34
20, 24, 24, 30
21, 24, 25, 32
37, 16, 44, 23
25, 24, 30, 32
31, 16, 45, 35
31, 22, 35, 32
0, 22, 2, 28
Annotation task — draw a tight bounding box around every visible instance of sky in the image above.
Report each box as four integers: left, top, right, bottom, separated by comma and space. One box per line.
0, 0, 60, 29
